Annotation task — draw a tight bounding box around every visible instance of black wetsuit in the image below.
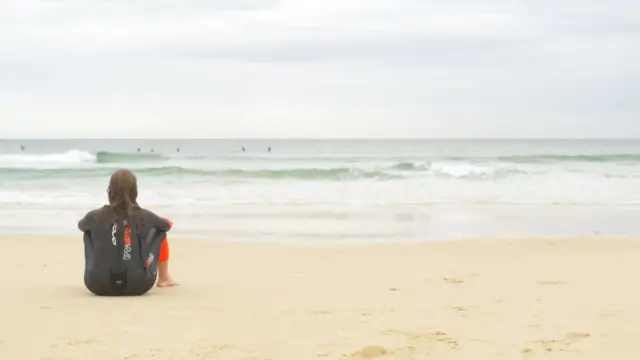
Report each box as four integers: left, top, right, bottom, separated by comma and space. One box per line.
78, 207, 171, 296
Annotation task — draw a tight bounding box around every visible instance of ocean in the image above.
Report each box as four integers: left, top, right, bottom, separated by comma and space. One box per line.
1, 139, 639, 242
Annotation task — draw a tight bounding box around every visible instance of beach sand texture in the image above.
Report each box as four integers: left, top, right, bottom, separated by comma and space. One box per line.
1, 236, 639, 360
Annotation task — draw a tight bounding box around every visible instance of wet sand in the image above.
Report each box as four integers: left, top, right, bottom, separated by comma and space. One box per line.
1, 236, 639, 359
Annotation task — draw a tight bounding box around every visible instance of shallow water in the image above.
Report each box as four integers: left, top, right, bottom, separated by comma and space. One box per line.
1, 139, 640, 241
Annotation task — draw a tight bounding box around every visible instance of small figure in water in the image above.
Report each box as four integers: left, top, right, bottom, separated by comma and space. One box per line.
268, 147, 271, 152
150, 149, 155, 153
137, 148, 141, 152
176, 148, 180, 153
20, 144, 25, 152
242, 146, 246, 152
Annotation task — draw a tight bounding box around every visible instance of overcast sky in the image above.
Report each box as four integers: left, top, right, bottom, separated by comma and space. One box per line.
0, 0, 638, 138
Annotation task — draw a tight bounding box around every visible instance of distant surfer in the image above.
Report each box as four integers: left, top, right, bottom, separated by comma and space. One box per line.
176, 148, 180, 152
150, 149, 155, 153
268, 147, 271, 152
20, 144, 25, 152
242, 146, 246, 152
137, 148, 141, 152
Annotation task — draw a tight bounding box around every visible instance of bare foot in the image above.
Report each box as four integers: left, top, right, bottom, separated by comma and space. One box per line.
157, 278, 179, 287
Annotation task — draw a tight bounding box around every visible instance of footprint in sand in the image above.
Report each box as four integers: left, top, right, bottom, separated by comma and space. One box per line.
350, 345, 388, 358
533, 332, 590, 352
428, 331, 458, 348
444, 277, 465, 284
536, 339, 563, 353
565, 332, 590, 340
382, 330, 459, 350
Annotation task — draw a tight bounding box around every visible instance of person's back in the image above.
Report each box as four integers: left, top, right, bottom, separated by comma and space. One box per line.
79, 206, 171, 295
78, 169, 177, 296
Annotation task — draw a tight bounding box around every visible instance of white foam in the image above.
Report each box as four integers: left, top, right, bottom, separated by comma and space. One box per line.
428, 162, 495, 178
0, 149, 95, 168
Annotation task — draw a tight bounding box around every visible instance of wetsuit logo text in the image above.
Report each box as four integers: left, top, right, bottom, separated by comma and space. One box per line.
123, 225, 132, 261
111, 222, 117, 246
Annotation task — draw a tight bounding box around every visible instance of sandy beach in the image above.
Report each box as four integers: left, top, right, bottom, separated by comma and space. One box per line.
1, 236, 639, 360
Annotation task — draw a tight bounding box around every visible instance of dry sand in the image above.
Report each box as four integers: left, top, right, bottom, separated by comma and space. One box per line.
1, 236, 639, 360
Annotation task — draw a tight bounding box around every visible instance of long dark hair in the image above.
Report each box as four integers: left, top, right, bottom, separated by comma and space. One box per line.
105, 169, 142, 223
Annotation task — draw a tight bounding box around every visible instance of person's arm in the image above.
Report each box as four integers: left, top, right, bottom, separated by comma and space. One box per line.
145, 210, 173, 232
78, 210, 95, 232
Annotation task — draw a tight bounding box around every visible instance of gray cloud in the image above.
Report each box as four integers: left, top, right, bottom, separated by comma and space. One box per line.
0, 0, 638, 138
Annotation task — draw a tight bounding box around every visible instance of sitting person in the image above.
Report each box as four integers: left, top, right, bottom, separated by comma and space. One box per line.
77, 169, 178, 296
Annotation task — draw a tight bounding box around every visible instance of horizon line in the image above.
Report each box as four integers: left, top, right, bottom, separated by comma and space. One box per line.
2, 137, 640, 141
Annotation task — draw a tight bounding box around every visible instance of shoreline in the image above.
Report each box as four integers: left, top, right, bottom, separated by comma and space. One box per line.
4, 202, 640, 243
2, 235, 639, 359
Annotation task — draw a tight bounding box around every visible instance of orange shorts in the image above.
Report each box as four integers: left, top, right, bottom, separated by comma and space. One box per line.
159, 217, 173, 263
159, 237, 170, 263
